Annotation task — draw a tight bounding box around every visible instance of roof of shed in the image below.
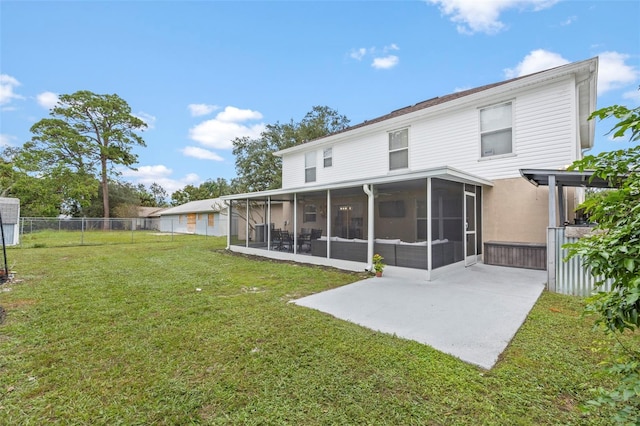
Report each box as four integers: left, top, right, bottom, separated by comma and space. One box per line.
159, 198, 226, 216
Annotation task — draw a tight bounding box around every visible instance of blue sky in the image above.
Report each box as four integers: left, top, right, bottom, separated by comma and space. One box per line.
1, 0, 639, 195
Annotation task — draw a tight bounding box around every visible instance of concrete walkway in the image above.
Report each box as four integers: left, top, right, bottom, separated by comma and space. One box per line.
292, 263, 546, 369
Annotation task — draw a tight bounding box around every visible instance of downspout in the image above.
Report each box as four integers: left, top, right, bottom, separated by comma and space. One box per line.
363, 184, 375, 271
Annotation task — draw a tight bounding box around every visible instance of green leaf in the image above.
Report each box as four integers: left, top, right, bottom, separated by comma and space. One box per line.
624, 258, 636, 272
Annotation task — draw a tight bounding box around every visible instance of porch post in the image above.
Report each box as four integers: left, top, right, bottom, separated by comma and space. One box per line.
267, 196, 271, 251
547, 174, 557, 292
548, 174, 557, 227
558, 184, 565, 226
225, 200, 231, 249
326, 190, 331, 259
363, 184, 375, 271
293, 193, 298, 254
426, 177, 432, 281
245, 198, 250, 248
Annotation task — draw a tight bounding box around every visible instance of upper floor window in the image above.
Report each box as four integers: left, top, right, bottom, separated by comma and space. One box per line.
323, 147, 332, 168
389, 128, 408, 170
305, 151, 316, 183
480, 102, 512, 157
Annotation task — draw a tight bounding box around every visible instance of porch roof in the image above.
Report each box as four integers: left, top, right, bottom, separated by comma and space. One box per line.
222, 166, 493, 201
520, 168, 613, 188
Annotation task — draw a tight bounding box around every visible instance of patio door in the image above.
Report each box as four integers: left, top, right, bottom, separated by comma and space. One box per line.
464, 191, 477, 266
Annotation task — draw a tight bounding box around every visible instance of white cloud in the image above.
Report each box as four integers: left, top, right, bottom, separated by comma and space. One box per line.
350, 48, 368, 61
189, 106, 265, 149
216, 106, 263, 122
188, 103, 220, 117
427, 0, 559, 35
372, 55, 399, 70
503, 49, 569, 79
597, 51, 639, 95
622, 89, 640, 105
384, 44, 400, 52
350, 45, 399, 66
36, 91, 59, 109
182, 146, 224, 161
504, 50, 639, 97
134, 111, 156, 130
560, 15, 577, 26
121, 164, 201, 195
454, 86, 472, 93
0, 74, 23, 106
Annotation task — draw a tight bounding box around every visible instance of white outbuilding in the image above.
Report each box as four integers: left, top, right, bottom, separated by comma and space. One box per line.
158, 198, 227, 236
0, 197, 20, 246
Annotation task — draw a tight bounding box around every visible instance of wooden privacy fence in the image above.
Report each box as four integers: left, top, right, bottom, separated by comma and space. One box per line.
549, 227, 614, 297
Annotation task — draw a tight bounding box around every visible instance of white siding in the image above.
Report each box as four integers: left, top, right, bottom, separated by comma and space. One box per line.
281, 77, 578, 187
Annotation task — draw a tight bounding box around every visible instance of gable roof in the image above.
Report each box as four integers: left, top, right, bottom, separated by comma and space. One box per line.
276, 57, 598, 156
159, 198, 226, 216
137, 206, 167, 218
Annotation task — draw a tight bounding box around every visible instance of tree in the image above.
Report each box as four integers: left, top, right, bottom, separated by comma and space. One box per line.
232, 105, 349, 192
81, 180, 141, 218
25, 91, 147, 226
170, 178, 233, 206
565, 104, 640, 424
149, 182, 169, 207
2, 146, 98, 216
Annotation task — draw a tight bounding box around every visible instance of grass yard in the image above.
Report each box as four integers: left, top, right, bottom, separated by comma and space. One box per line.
0, 236, 630, 424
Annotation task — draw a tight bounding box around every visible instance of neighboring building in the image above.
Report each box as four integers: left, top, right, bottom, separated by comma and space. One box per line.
0, 197, 20, 246
222, 58, 598, 280
158, 198, 228, 236
135, 206, 166, 231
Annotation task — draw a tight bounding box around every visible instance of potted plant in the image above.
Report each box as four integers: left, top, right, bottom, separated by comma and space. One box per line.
372, 253, 385, 277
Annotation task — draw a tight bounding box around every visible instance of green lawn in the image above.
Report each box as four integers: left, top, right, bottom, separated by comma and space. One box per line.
0, 236, 629, 424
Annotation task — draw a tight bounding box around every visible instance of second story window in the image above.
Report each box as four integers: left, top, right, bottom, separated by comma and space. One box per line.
389, 128, 408, 170
305, 151, 316, 183
480, 102, 513, 157
323, 147, 332, 168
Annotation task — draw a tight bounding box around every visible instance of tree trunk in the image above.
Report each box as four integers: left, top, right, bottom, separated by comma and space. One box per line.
101, 155, 109, 231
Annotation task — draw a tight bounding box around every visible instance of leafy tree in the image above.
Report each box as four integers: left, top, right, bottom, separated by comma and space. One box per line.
2, 146, 98, 216
232, 105, 349, 192
24, 91, 147, 225
81, 180, 141, 218
149, 182, 169, 207
565, 104, 640, 424
170, 178, 233, 206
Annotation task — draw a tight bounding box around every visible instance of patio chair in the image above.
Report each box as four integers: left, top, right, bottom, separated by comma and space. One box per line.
271, 229, 283, 250
279, 230, 294, 252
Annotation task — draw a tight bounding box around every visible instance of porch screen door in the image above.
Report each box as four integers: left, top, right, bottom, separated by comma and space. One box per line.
464, 192, 477, 266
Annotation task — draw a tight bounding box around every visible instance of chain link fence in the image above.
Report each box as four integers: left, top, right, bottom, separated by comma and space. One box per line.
18, 217, 216, 248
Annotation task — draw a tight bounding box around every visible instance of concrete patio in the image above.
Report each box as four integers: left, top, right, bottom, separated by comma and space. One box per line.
292, 263, 546, 369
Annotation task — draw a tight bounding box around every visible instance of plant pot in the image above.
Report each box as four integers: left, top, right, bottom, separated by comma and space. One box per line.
375, 271, 382, 277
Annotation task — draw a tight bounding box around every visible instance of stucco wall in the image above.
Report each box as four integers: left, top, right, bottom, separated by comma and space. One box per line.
482, 178, 577, 244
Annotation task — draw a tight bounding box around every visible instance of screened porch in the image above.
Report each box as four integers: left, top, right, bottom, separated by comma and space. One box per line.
225, 169, 489, 274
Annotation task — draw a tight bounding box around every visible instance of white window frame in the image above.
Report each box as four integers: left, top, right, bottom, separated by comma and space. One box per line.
479, 101, 514, 158
305, 151, 316, 183
388, 128, 409, 171
323, 147, 332, 168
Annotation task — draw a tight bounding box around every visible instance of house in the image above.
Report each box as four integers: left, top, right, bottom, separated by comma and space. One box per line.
135, 206, 166, 231
158, 198, 228, 236
222, 57, 598, 281
0, 197, 20, 246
